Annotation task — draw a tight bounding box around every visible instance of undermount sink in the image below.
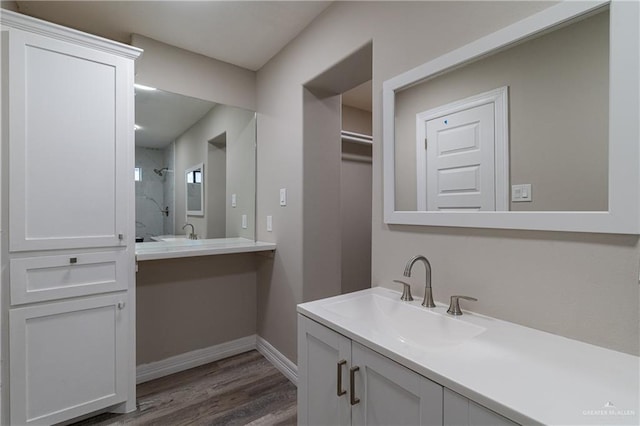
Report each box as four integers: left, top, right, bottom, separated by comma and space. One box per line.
322, 293, 486, 348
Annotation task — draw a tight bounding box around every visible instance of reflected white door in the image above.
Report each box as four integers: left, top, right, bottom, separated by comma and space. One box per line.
424, 103, 495, 211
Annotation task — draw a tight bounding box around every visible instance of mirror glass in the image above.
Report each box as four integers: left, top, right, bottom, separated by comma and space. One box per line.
394, 8, 609, 212
186, 163, 204, 215
134, 87, 256, 243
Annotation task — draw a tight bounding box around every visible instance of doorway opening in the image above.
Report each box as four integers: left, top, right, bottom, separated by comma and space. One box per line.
301, 42, 373, 301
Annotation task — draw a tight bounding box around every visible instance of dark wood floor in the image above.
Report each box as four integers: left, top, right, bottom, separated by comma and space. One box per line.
72, 350, 297, 426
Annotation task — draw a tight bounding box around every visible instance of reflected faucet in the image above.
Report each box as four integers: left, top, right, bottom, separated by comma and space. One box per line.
182, 223, 197, 240
403, 255, 436, 308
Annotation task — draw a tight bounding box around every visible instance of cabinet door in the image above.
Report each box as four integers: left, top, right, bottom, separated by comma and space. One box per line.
298, 315, 351, 426
351, 342, 443, 426
444, 388, 519, 426
7, 28, 132, 251
9, 293, 129, 425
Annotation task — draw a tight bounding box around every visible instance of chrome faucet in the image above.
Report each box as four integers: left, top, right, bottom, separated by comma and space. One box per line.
182, 223, 197, 240
403, 255, 435, 308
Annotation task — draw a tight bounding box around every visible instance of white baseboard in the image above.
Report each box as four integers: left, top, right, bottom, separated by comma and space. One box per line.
136, 335, 257, 384
256, 336, 298, 385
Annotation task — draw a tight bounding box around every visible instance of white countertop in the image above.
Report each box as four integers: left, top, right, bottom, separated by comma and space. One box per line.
297, 287, 639, 425
135, 237, 276, 261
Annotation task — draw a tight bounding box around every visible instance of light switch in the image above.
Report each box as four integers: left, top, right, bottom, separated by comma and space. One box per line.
242, 214, 247, 229
279, 188, 287, 206
512, 184, 532, 202
267, 215, 273, 232
231, 193, 237, 208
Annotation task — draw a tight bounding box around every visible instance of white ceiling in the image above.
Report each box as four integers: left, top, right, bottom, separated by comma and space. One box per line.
13, 1, 332, 71
135, 87, 216, 149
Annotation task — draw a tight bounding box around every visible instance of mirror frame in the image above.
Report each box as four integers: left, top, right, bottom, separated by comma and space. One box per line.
185, 163, 204, 217
383, 0, 640, 234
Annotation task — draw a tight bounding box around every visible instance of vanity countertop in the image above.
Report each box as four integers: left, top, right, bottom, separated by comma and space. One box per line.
298, 287, 639, 425
135, 237, 276, 261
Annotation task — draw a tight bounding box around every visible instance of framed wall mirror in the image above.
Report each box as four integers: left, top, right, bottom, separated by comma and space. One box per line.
383, 0, 639, 234
134, 86, 256, 242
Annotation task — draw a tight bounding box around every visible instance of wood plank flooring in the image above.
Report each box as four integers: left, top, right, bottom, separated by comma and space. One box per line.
71, 350, 297, 426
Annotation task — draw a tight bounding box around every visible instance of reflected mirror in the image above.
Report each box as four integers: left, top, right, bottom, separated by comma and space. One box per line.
134, 87, 256, 242
186, 163, 204, 216
394, 7, 608, 212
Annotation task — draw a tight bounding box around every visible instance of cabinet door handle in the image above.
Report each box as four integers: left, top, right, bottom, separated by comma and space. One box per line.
117, 301, 125, 310
69, 257, 77, 264
349, 366, 360, 405
337, 359, 347, 396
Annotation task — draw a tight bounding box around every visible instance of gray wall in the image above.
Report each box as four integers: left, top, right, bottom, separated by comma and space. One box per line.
341, 105, 372, 295
131, 35, 255, 111
256, 0, 639, 362
174, 104, 256, 240
136, 254, 257, 364
395, 11, 609, 212
342, 104, 372, 135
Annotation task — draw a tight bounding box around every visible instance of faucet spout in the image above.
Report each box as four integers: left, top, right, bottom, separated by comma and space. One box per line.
403, 255, 435, 308
182, 223, 197, 240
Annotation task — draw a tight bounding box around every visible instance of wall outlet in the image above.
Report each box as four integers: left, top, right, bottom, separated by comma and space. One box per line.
267, 215, 273, 232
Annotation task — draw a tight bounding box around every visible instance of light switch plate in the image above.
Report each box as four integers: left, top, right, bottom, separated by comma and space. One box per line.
512, 184, 532, 202
267, 215, 273, 232
231, 194, 237, 207
242, 214, 247, 229
279, 188, 287, 206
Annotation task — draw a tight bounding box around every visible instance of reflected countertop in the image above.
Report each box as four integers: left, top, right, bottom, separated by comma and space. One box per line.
135, 237, 276, 261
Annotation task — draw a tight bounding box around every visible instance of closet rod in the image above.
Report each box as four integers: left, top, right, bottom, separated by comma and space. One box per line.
341, 130, 372, 145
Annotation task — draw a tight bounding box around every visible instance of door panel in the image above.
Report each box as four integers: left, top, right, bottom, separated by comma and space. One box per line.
9, 293, 128, 425
426, 103, 495, 211
444, 388, 518, 426
351, 342, 443, 426
8, 29, 129, 251
298, 316, 351, 426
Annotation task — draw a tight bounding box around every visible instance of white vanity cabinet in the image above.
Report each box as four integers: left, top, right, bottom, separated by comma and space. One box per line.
443, 389, 517, 426
298, 315, 443, 426
1, 10, 141, 425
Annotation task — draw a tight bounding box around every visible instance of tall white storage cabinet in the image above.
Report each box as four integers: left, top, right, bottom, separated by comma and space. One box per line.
1, 11, 141, 425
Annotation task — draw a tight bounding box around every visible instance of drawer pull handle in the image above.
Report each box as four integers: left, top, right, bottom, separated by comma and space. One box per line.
350, 366, 360, 405
337, 359, 347, 397
69, 257, 77, 264
117, 301, 125, 310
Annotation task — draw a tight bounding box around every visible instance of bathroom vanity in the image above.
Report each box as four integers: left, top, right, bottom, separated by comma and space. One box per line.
297, 288, 639, 425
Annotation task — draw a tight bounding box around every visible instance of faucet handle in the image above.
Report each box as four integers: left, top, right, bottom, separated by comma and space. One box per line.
393, 280, 414, 301
447, 295, 477, 316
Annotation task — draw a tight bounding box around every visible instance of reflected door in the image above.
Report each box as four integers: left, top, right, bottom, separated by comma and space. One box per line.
424, 103, 495, 211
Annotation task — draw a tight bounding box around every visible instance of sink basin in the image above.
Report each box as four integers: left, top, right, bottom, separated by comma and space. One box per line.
323, 293, 485, 348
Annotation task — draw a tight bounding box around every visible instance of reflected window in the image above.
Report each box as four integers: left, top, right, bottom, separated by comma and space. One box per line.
187, 170, 202, 184
134, 167, 142, 181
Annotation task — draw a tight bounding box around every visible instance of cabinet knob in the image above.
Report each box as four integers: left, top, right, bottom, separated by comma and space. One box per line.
69, 257, 77, 264
118, 233, 124, 241
117, 301, 125, 310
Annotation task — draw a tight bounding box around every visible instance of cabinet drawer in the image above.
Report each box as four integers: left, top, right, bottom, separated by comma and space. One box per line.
10, 251, 128, 305
9, 293, 129, 425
